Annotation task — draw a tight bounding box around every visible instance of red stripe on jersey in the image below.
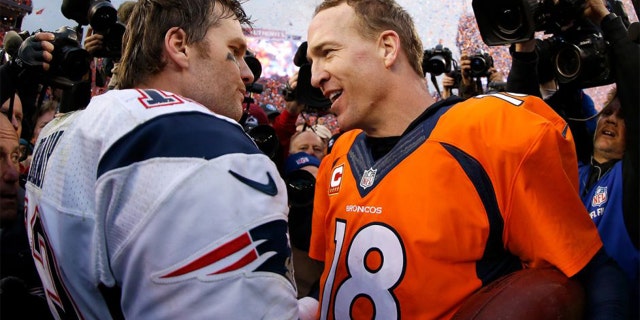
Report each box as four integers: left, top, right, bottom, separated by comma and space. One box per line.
211, 250, 259, 275
160, 233, 252, 278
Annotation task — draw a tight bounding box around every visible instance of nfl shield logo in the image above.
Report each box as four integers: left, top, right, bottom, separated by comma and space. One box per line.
360, 168, 377, 189
591, 186, 608, 207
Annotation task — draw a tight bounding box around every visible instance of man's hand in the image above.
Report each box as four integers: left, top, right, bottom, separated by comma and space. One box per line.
583, 0, 610, 24
488, 67, 504, 83
298, 296, 319, 320
84, 32, 105, 57
514, 38, 537, 53
459, 55, 473, 85
16, 32, 55, 71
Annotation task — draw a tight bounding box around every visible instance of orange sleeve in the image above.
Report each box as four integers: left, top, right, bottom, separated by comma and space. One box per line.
308, 147, 334, 262
504, 108, 602, 277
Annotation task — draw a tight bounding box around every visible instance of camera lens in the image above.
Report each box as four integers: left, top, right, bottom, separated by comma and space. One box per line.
59, 48, 92, 81
427, 55, 447, 75
496, 7, 523, 36
470, 57, 487, 74
286, 170, 316, 207
555, 44, 582, 81
248, 125, 279, 159
89, 1, 118, 31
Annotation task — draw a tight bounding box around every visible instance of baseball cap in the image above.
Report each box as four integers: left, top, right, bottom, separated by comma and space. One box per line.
261, 103, 280, 118
285, 152, 321, 175
247, 103, 269, 125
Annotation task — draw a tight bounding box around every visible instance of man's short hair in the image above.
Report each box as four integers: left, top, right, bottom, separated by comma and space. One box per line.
118, 0, 252, 89
314, 0, 424, 77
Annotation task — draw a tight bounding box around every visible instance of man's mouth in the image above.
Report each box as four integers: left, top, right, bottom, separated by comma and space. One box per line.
602, 129, 615, 137
329, 90, 343, 103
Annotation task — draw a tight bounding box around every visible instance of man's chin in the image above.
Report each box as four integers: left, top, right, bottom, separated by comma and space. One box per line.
0, 207, 17, 225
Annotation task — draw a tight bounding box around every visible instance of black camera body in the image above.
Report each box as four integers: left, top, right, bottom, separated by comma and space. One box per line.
472, 0, 583, 46
469, 51, 494, 78
281, 42, 331, 111
244, 51, 264, 94
61, 0, 124, 58
446, 67, 463, 89
473, 0, 616, 88
423, 44, 453, 76
541, 29, 613, 88
45, 26, 92, 88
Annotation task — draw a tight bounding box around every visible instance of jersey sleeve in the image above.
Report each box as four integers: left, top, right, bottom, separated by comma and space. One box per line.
94, 114, 298, 319
308, 149, 334, 262
504, 98, 602, 277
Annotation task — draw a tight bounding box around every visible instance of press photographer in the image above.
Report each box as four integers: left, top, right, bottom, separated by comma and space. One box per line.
280, 41, 331, 111
239, 50, 280, 162
422, 45, 504, 99
472, 0, 632, 88
478, 0, 639, 314
62, 0, 126, 59
283, 152, 323, 298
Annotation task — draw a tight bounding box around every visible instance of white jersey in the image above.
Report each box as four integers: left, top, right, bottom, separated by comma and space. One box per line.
25, 89, 298, 319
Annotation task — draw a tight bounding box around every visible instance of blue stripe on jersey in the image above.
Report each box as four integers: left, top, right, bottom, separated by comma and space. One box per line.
348, 102, 455, 198
97, 112, 260, 178
441, 143, 522, 286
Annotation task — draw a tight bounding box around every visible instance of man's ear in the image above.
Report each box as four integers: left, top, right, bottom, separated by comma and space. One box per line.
379, 30, 400, 69
164, 27, 189, 68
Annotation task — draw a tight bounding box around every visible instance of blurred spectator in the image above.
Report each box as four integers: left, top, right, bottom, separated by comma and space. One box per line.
283, 152, 323, 298
261, 102, 281, 123
0, 114, 52, 320
18, 99, 56, 177
506, 1, 639, 316
270, 70, 307, 171
1, 93, 23, 138
289, 129, 326, 161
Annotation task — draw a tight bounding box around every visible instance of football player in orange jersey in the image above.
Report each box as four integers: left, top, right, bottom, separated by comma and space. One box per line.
299, 0, 630, 319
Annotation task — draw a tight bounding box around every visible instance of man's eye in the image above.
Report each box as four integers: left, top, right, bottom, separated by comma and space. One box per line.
10, 152, 20, 164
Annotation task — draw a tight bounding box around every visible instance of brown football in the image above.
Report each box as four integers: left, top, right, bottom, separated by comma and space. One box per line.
452, 268, 585, 320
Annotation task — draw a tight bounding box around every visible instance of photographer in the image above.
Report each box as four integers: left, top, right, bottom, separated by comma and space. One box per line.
283, 152, 324, 299
506, 0, 639, 314
83, 0, 136, 90
0, 32, 55, 138
274, 70, 307, 168
442, 52, 504, 99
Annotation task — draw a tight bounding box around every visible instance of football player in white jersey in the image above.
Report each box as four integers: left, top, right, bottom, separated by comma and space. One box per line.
25, 0, 299, 318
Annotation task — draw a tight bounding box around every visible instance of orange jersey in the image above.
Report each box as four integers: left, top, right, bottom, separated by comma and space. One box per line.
309, 93, 602, 319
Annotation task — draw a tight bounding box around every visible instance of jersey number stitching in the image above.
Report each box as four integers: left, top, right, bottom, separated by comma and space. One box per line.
321, 220, 405, 319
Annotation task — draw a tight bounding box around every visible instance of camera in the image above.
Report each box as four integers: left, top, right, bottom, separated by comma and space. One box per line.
472, 0, 584, 46
247, 124, 279, 161
423, 44, 453, 76
540, 28, 613, 88
244, 51, 264, 94
473, 0, 617, 88
61, 0, 125, 58
469, 51, 494, 78
445, 66, 463, 89
39, 26, 92, 88
280, 42, 331, 111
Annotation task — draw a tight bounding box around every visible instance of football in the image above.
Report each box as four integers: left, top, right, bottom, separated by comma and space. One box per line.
452, 268, 585, 320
